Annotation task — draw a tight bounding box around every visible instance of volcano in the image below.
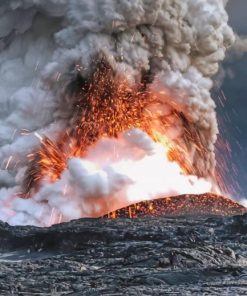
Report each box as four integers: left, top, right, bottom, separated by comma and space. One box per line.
104, 193, 247, 218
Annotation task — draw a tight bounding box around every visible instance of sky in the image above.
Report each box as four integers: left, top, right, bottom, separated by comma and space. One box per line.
217, 0, 247, 198
227, 0, 247, 34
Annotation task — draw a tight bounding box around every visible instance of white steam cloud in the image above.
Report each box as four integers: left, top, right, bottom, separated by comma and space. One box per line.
0, 0, 236, 226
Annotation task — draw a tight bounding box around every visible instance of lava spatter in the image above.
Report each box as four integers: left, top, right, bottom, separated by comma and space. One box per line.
104, 193, 247, 219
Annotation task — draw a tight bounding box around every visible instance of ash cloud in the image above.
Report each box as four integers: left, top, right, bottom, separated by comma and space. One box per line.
0, 0, 238, 226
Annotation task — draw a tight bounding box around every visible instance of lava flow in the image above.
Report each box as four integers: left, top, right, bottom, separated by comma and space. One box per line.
20, 57, 225, 221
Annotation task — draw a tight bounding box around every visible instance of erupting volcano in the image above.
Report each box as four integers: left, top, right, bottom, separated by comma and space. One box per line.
0, 0, 246, 226
1, 2, 247, 295
18, 57, 216, 224
20, 62, 246, 219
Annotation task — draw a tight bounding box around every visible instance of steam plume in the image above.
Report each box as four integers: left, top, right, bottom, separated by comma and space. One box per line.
0, 0, 236, 226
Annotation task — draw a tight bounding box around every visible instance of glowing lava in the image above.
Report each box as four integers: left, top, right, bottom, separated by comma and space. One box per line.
104, 193, 247, 218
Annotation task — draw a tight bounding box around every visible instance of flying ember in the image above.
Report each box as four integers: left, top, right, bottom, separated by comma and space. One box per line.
19, 57, 212, 224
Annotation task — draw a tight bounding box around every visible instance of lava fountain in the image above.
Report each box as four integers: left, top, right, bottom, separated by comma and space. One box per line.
19, 57, 215, 225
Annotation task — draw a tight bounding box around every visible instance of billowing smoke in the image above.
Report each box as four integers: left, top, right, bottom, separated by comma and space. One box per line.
0, 0, 236, 226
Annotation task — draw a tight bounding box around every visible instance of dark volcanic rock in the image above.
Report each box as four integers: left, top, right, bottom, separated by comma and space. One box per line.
0, 217, 246, 295
0, 195, 246, 295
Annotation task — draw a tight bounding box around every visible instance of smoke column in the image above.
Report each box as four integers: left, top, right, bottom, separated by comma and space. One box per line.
0, 0, 236, 226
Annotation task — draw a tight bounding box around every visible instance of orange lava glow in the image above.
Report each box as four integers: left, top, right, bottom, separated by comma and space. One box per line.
23, 59, 159, 195
104, 193, 247, 218
22, 58, 218, 218
23, 58, 205, 196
